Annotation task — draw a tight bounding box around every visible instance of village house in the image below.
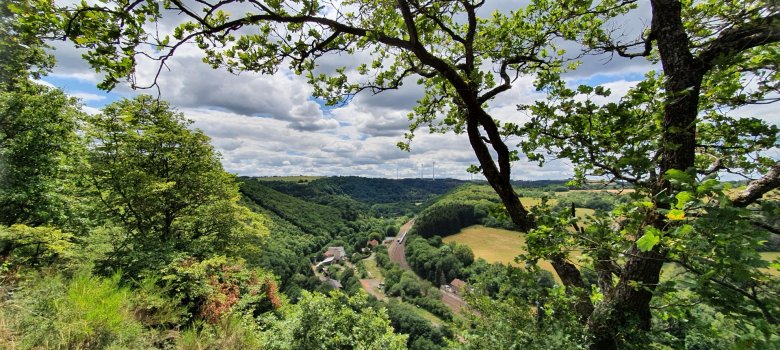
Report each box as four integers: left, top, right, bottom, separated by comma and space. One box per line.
323, 246, 347, 260
361, 239, 381, 253
442, 278, 471, 296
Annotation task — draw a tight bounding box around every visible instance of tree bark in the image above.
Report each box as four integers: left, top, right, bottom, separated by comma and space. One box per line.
587, 1, 704, 348
732, 162, 780, 207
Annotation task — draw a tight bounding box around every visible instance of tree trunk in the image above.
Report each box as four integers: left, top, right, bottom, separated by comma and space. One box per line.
588, 1, 704, 348
465, 111, 534, 232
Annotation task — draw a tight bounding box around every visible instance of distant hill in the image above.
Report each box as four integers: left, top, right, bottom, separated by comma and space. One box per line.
239, 178, 348, 236
244, 176, 466, 216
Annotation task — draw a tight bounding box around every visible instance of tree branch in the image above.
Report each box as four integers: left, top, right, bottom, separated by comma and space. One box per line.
732, 161, 780, 207
697, 13, 780, 70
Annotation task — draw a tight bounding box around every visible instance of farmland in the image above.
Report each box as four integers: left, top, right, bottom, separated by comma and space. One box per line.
761, 252, 780, 277
442, 225, 560, 274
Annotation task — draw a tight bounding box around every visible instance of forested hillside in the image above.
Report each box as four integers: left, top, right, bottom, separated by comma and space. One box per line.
258, 176, 465, 216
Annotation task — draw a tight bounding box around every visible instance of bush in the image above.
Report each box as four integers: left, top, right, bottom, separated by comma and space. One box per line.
0, 270, 153, 349
409, 296, 453, 321
177, 314, 262, 350
160, 256, 281, 323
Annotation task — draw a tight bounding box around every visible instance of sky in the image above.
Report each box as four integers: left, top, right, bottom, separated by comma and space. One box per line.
42, 1, 778, 181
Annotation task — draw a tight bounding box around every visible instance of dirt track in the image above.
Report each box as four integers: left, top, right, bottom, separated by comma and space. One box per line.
360, 279, 387, 301
441, 290, 467, 313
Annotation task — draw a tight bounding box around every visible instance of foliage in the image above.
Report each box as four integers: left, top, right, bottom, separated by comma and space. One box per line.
84, 95, 267, 276
0, 0, 55, 88
552, 191, 625, 212
0, 270, 153, 349
412, 203, 479, 238
466, 260, 556, 301
0, 224, 74, 267
406, 296, 453, 322
650, 290, 780, 349
240, 178, 346, 237
405, 235, 474, 286
177, 314, 264, 350
33, 0, 780, 347
160, 256, 280, 323
258, 290, 408, 350
385, 302, 452, 350
0, 82, 84, 226
457, 291, 589, 350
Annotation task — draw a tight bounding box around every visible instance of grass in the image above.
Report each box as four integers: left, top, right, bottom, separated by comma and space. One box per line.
400, 301, 444, 326
442, 225, 578, 277
760, 252, 780, 277
363, 254, 383, 280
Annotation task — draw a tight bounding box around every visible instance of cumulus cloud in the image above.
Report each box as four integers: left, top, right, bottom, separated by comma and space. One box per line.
47, 0, 775, 181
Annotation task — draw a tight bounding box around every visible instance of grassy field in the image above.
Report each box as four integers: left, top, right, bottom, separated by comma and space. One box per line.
442, 225, 569, 275
567, 189, 636, 194
519, 197, 546, 207
401, 301, 444, 326
761, 252, 780, 277
363, 254, 383, 279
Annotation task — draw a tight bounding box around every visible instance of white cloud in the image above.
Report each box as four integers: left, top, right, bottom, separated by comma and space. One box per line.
69, 92, 107, 102
46, 0, 777, 181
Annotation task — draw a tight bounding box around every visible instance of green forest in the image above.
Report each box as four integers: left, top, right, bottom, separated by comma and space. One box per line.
2, 0, 780, 349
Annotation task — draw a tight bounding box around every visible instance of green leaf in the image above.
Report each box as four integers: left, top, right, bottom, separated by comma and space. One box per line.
637, 227, 661, 252
665, 169, 693, 184
674, 191, 694, 209
675, 224, 693, 236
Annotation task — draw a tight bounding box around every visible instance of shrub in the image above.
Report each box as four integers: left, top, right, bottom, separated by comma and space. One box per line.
1, 270, 153, 349
160, 255, 280, 323
177, 314, 262, 350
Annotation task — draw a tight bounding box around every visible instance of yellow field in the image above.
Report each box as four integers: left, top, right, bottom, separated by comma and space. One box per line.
761, 252, 780, 277
575, 207, 596, 218
518, 197, 596, 219
566, 189, 635, 195
443, 225, 562, 274
519, 197, 547, 207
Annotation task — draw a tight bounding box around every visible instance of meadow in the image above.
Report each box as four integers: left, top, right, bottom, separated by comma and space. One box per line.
442, 225, 560, 274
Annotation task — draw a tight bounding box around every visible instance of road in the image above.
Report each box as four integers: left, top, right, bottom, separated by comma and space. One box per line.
388, 218, 469, 314
388, 219, 414, 269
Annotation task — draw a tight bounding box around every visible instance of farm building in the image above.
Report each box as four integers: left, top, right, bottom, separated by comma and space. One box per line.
448, 278, 471, 296
324, 246, 347, 260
